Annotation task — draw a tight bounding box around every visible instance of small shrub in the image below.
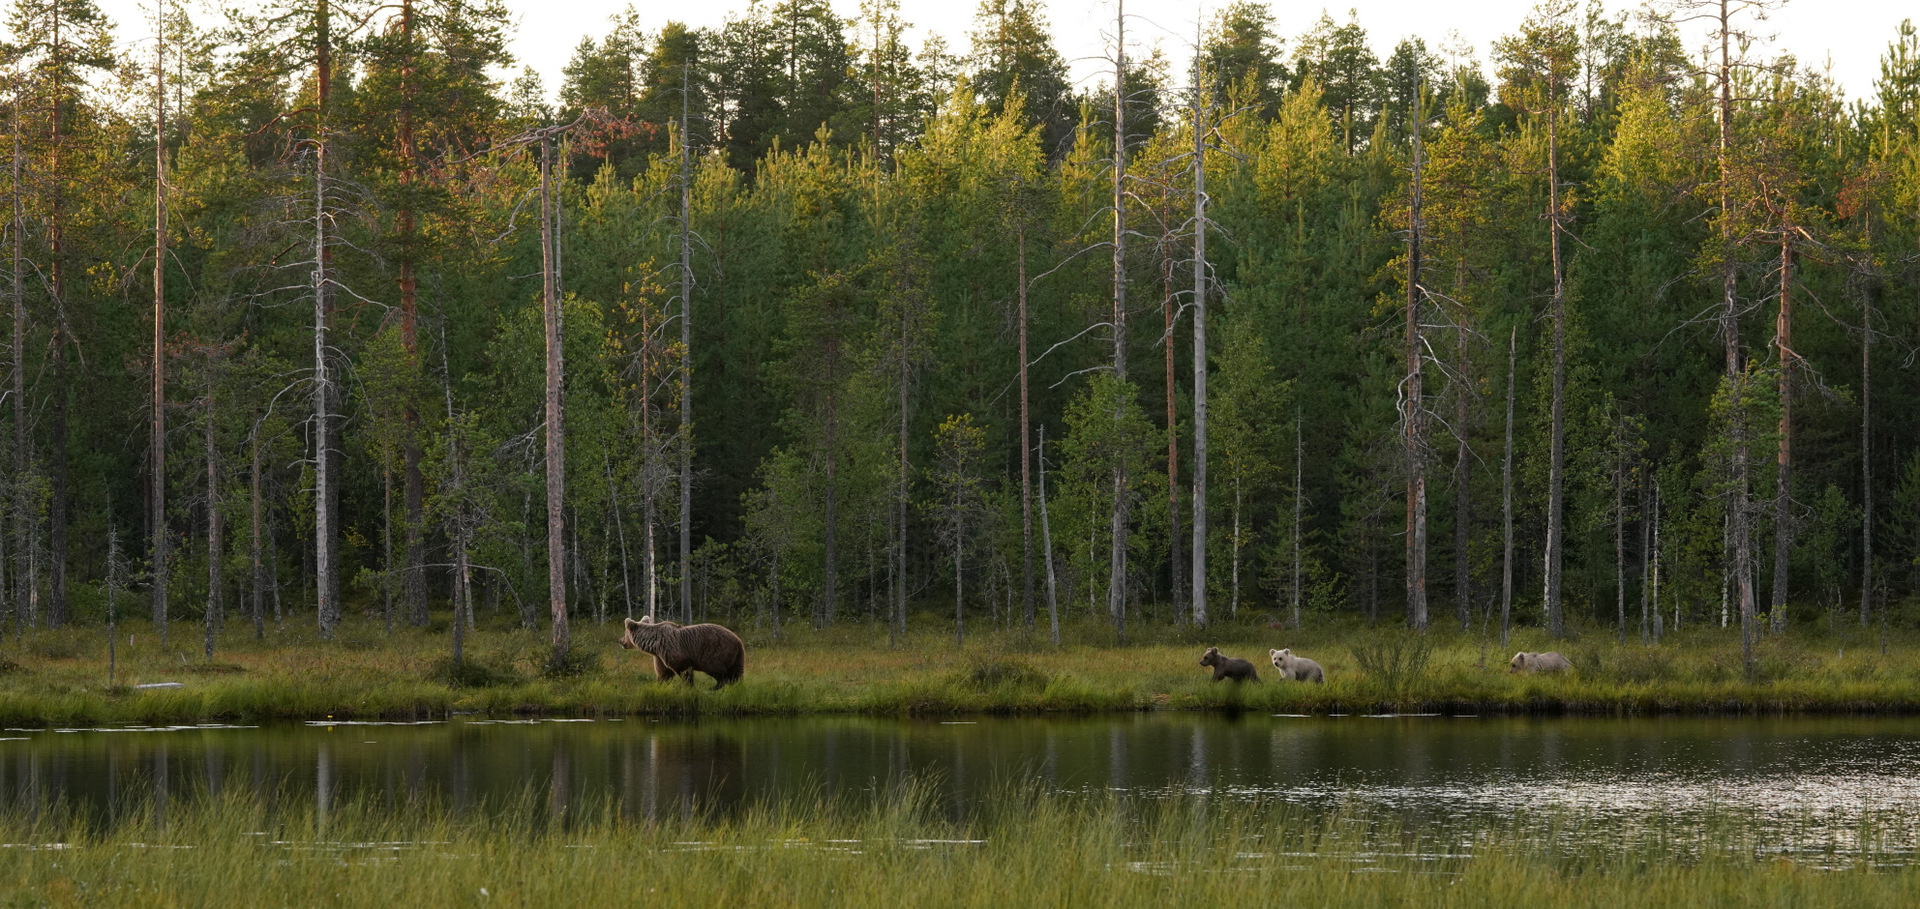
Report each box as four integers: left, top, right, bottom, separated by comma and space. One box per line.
958, 652, 1051, 691
27, 636, 83, 660
1350, 631, 1435, 692
541, 646, 601, 680
426, 657, 520, 689
1605, 646, 1675, 683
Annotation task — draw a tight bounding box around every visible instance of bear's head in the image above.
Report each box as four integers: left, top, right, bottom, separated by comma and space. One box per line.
619, 617, 645, 650
1199, 647, 1221, 667
1271, 648, 1290, 668
1508, 652, 1529, 672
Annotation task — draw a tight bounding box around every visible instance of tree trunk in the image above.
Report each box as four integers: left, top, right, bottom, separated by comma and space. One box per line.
953, 490, 964, 648
46, 10, 69, 629
1544, 93, 1567, 640
822, 362, 838, 629
1614, 437, 1625, 644
1163, 237, 1183, 623
1501, 329, 1516, 649
1404, 87, 1428, 632
1771, 235, 1792, 632
1190, 76, 1209, 628
205, 368, 221, 660
397, 0, 427, 629
1039, 427, 1060, 646
251, 427, 263, 640
1652, 481, 1664, 642
1712, 0, 1756, 671
1454, 292, 1471, 631
1860, 299, 1872, 626
541, 134, 569, 665
1291, 415, 1303, 629
1107, 0, 1129, 645
1018, 223, 1034, 631
1231, 475, 1242, 618
6, 88, 20, 634
314, 0, 338, 639
678, 68, 695, 627
152, 10, 169, 646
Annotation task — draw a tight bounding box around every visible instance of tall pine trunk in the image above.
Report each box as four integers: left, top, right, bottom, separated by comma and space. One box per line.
1859, 296, 1872, 626
541, 134, 569, 664
1189, 69, 1209, 628
398, 0, 427, 629
1018, 222, 1034, 630
1404, 87, 1428, 631
1712, 0, 1757, 672
1501, 329, 1516, 649
1544, 89, 1567, 640
152, 7, 169, 645
677, 69, 695, 626
1039, 427, 1059, 645
1771, 235, 1792, 632
204, 366, 221, 660
1106, 0, 1129, 644
1162, 228, 1183, 622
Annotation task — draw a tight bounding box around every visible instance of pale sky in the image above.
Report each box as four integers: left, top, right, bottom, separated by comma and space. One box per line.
96, 1, 1913, 107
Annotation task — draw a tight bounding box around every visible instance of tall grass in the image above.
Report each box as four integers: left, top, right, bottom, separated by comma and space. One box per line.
0, 613, 1917, 724
0, 782, 1914, 907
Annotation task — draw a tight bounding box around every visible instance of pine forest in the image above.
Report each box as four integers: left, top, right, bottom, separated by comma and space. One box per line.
3, 0, 1920, 670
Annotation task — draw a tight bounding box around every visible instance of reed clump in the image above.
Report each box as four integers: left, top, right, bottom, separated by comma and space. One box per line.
0, 783, 1915, 907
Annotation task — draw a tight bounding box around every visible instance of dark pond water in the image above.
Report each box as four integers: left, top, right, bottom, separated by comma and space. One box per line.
4, 714, 1919, 855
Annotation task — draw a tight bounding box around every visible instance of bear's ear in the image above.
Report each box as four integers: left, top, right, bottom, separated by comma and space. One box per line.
1269, 649, 1280, 657
625, 617, 641, 630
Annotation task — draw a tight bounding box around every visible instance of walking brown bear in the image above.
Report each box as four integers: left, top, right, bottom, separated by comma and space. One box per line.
1198, 647, 1260, 682
619, 616, 746, 689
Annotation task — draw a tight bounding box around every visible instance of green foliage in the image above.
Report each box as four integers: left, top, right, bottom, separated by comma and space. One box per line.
1348, 630, 1436, 693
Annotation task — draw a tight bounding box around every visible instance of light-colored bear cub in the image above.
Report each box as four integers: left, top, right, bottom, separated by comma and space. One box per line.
1269, 648, 1325, 684
1508, 651, 1573, 674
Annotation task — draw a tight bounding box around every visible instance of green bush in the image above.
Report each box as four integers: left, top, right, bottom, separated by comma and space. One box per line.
1349, 630, 1434, 692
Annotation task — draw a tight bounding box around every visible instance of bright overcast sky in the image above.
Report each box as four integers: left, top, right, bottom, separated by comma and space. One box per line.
96, 1, 1911, 105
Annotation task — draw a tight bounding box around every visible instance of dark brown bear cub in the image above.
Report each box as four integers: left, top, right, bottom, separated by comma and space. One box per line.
1199, 647, 1260, 682
619, 617, 747, 689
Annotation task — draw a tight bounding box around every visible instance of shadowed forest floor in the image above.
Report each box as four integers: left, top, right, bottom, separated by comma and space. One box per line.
0, 609, 1914, 725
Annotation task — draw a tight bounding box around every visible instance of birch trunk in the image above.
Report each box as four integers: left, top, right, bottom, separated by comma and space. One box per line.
313, 0, 337, 639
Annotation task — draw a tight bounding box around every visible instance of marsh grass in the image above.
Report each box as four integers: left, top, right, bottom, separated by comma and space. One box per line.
0, 781, 1915, 907
0, 613, 1915, 724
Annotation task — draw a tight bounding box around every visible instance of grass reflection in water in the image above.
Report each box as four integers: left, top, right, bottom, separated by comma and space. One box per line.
1, 781, 1918, 907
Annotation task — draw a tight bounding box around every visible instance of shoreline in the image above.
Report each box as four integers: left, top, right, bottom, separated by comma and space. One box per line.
0, 618, 1915, 726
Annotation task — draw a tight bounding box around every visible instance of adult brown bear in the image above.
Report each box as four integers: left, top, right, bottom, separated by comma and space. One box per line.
619, 616, 746, 689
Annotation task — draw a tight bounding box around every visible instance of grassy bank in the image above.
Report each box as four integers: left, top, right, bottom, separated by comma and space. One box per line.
0, 612, 1915, 725
0, 783, 1914, 907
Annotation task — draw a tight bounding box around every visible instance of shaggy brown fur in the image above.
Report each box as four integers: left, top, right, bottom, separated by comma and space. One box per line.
619, 617, 746, 689
1199, 647, 1260, 683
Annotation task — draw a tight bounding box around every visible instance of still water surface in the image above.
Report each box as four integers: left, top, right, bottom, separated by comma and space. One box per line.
4, 714, 1918, 853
